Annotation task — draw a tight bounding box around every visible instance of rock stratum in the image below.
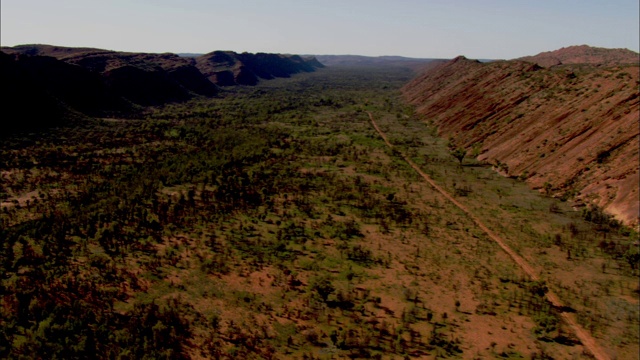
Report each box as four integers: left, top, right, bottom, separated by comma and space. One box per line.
1, 44, 323, 132
403, 46, 639, 226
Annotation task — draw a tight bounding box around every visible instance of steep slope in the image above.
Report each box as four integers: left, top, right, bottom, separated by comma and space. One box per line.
3, 45, 219, 106
0, 52, 70, 134
403, 49, 639, 226
3, 52, 133, 113
0, 50, 148, 134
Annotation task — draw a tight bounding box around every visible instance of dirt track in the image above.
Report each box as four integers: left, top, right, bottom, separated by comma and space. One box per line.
367, 111, 610, 360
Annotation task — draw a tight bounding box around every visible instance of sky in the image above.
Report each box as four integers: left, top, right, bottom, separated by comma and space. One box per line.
1, 0, 638, 59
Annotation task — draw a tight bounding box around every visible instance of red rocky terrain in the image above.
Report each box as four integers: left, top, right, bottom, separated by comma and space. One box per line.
403, 46, 639, 226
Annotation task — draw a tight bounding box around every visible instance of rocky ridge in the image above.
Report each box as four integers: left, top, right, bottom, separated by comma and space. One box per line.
196, 51, 324, 86
1, 44, 324, 133
403, 46, 639, 226
519, 45, 639, 68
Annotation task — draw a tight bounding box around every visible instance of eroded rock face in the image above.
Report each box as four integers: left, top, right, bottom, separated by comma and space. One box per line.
403, 47, 639, 226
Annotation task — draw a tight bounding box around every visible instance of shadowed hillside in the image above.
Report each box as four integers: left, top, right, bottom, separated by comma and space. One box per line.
3, 44, 220, 103
403, 46, 639, 226
1, 45, 324, 133
0, 52, 72, 134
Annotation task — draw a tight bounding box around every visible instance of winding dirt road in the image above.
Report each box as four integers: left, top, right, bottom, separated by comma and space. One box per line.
367, 111, 610, 360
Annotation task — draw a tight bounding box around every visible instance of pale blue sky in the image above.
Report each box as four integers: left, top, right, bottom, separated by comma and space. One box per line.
2, 0, 638, 59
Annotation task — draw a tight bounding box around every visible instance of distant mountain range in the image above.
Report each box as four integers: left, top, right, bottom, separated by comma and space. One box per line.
178, 53, 450, 69
310, 55, 441, 69
0, 44, 324, 133
195, 51, 323, 86
177, 53, 472, 69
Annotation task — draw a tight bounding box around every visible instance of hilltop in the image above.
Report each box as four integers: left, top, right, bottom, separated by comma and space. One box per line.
403, 45, 639, 226
519, 45, 639, 67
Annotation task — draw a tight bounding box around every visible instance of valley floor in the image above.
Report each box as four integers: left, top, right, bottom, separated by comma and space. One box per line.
1, 67, 638, 359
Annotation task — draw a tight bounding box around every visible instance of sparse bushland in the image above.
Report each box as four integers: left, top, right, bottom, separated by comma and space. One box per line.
1, 66, 637, 359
